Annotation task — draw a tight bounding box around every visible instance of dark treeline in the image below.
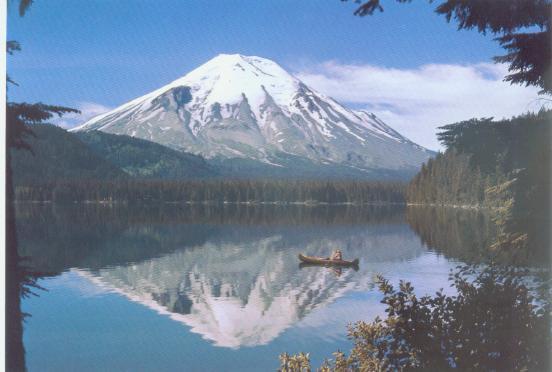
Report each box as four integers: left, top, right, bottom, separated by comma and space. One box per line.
406, 110, 551, 264
406, 150, 487, 206
407, 109, 550, 206
15, 179, 406, 205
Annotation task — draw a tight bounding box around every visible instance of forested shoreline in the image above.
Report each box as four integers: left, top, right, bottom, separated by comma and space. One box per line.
14, 179, 406, 205
406, 110, 551, 264
406, 110, 550, 206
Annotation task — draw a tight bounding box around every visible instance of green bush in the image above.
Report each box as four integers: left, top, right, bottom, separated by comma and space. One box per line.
280, 265, 550, 371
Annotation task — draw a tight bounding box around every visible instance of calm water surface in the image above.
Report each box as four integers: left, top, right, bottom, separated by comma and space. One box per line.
15, 204, 494, 371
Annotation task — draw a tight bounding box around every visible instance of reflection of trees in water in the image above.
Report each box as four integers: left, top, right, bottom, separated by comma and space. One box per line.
6, 234, 26, 372
15, 203, 406, 275
406, 206, 497, 263
7, 173, 45, 371
6, 257, 44, 372
16, 202, 405, 228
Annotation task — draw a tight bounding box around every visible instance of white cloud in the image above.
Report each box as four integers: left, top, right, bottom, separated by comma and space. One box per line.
51, 101, 112, 129
295, 61, 545, 150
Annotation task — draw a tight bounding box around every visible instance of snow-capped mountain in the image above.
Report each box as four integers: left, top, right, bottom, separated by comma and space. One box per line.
72, 54, 431, 174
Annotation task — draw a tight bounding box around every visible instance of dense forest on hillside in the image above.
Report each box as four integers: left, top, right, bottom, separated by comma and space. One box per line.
10, 125, 127, 184
407, 110, 551, 264
10, 125, 217, 183
76, 130, 217, 179
15, 179, 405, 205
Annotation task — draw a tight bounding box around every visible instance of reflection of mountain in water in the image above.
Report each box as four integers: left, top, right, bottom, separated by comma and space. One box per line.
16, 204, 427, 348
78, 223, 423, 348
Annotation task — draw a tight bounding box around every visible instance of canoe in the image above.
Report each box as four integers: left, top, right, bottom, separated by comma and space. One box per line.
298, 254, 359, 267
299, 262, 359, 272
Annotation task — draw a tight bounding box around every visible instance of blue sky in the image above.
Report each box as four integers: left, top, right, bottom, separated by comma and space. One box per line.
7, 0, 541, 149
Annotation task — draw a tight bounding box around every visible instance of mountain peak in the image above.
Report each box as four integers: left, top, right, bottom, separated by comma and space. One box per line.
205, 53, 284, 68
171, 53, 299, 114
206, 53, 264, 64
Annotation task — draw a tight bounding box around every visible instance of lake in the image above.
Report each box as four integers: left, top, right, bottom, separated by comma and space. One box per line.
14, 204, 496, 371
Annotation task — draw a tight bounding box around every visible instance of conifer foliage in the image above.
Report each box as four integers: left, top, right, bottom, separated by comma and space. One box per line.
407, 110, 551, 264
6, 2, 79, 371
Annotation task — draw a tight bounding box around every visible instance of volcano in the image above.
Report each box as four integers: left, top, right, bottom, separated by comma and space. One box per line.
72, 54, 431, 177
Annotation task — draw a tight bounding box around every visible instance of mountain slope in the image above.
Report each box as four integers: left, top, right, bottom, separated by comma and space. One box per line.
72, 54, 431, 176
76, 131, 217, 179
11, 124, 127, 184
11, 125, 217, 185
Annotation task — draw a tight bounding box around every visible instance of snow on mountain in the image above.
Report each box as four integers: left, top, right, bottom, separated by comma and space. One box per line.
72, 54, 431, 172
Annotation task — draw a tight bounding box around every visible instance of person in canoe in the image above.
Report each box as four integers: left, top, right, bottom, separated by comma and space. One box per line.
298, 251, 358, 267
329, 249, 342, 261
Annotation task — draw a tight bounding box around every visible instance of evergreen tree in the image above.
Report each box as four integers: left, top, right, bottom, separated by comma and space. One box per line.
6, 2, 78, 370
